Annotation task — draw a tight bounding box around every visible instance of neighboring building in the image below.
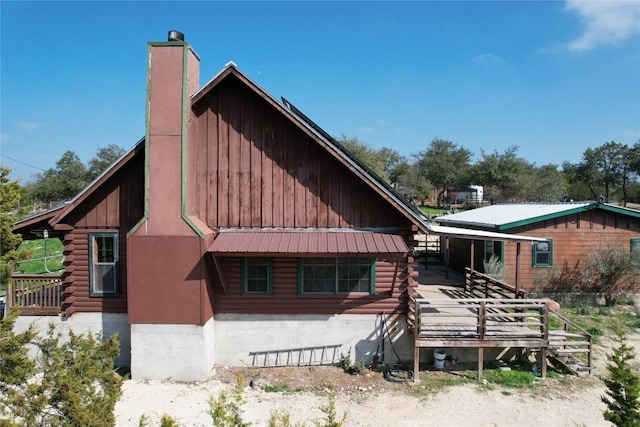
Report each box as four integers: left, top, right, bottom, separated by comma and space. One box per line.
435, 202, 640, 288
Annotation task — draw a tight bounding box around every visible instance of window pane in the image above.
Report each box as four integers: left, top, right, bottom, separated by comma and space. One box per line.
90, 233, 118, 296
93, 264, 116, 293
245, 258, 270, 293
301, 257, 373, 294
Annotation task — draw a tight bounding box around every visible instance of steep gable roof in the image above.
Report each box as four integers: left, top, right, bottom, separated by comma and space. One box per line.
192, 62, 429, 233
435, 202, 640, 231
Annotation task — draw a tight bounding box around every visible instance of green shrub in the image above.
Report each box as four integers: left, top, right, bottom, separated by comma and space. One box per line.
208, 375, 250, 427
483, 255, 507, 281
313, 382, 347, 427
0, 306, 122, 427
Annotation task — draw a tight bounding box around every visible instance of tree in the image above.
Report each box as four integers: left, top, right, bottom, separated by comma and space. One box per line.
562, 161, 596, 201
601, 331, 640, 427
26, 145, 126, 203
0, 167, 27, 290
28, 150, 88, 202
87, 144, 127, 181
580, 141, 635, 204
391, 158, 433, 205
337, 136, 404, 183
415, 139, 471, 208
473, 145, 533, 202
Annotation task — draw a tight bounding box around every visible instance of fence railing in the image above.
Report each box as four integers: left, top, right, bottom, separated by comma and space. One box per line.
465, 267, 528, 299
8, 274, 62, 315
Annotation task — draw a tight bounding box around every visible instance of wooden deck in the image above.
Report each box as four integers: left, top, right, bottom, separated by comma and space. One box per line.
412, 296, 549, 380
410, 264, 591, 381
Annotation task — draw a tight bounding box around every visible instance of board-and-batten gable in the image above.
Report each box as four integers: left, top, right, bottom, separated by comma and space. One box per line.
191, 70, 418, 233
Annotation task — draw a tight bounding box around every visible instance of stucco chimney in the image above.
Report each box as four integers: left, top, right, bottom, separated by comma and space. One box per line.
140, 31, 200, 235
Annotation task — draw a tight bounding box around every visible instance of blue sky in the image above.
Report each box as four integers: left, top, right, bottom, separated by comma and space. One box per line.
1, 1, 639, 182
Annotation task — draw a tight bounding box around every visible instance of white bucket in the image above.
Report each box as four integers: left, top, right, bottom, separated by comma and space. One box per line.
434, 350, 446, 369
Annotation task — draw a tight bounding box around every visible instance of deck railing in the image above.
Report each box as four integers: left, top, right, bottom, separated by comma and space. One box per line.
8, 274, 62, 315
414, 297, 549, 344
465, 268, 528, 299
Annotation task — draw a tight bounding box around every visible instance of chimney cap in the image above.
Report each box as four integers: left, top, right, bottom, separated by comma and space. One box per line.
168, 30, 185, 42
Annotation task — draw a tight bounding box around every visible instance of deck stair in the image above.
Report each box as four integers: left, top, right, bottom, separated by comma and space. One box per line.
249, 344, 343, 368
546, 311, 592, 375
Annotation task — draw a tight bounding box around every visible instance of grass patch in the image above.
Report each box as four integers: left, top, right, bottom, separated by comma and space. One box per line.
483, 369, 536, 388
14, 238, 64, 274
264, 384, 302, 394
412, 371, 475, 396
418, 206, 448, 216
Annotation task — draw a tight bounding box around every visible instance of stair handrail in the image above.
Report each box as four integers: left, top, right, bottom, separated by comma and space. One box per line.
548, 309, 592, 372
549, 310, 593, 338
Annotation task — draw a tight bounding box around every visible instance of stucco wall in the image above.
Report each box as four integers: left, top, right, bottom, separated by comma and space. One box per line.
213, 313, 415, 367
130, 318, 215, 381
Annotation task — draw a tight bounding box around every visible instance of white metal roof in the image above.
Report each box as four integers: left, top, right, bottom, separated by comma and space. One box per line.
426, 224, 548, 243
435, 202, 595, 230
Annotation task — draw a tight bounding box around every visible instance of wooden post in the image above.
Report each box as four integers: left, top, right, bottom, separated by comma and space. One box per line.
515, 242, 521, 298
470, 240, 475, 272
478, 347, 484, 380
414, 346, 420, 383
445, 236, 450, 280
540, 348, 547, 379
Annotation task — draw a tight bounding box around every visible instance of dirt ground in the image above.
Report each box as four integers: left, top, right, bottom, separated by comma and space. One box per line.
114, 330, 640, 427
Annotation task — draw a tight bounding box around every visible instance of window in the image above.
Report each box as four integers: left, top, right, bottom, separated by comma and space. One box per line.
89, 233, 118, 296
484, 240, 502, 262
532, 239, 553, 268
299, 257, 375, 294
631, 238, 640, 252
242, 257, 272, 294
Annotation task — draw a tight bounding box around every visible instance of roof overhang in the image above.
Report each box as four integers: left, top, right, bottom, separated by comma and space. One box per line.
426, 224, 548, 243
208, 229, 409, 256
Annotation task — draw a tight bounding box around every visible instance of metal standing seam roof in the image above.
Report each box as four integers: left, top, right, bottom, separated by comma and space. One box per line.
208, 229, 409, 255
435, 202, 597, 230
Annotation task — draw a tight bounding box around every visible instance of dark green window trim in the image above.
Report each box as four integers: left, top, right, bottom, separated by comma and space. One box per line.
532, 239, 553, 268
241, 257, 272, 294
298, 257, 375, 295
88, 232, 119, 297
631, 238, 640, 252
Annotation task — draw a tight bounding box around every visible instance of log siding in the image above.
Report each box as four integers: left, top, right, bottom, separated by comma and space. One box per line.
213, 255, 415, 315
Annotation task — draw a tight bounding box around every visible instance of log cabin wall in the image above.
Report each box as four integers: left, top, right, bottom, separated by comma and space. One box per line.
192, 76, 410, 230
60, 151, 144, 315
213, 256, 412, 315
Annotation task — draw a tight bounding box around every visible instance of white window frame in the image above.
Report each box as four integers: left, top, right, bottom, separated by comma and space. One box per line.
89, 232, 119, 297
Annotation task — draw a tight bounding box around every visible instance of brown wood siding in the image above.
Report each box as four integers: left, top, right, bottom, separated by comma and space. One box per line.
500, 210, 640, 288
213, 256, 412, 315
193, 76, 410, 230
61, 229, 129, 315
60, 150, 144, 314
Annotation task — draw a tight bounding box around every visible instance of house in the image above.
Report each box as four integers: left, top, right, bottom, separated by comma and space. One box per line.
435, 202, 640, 290
11, 32, 544, 381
